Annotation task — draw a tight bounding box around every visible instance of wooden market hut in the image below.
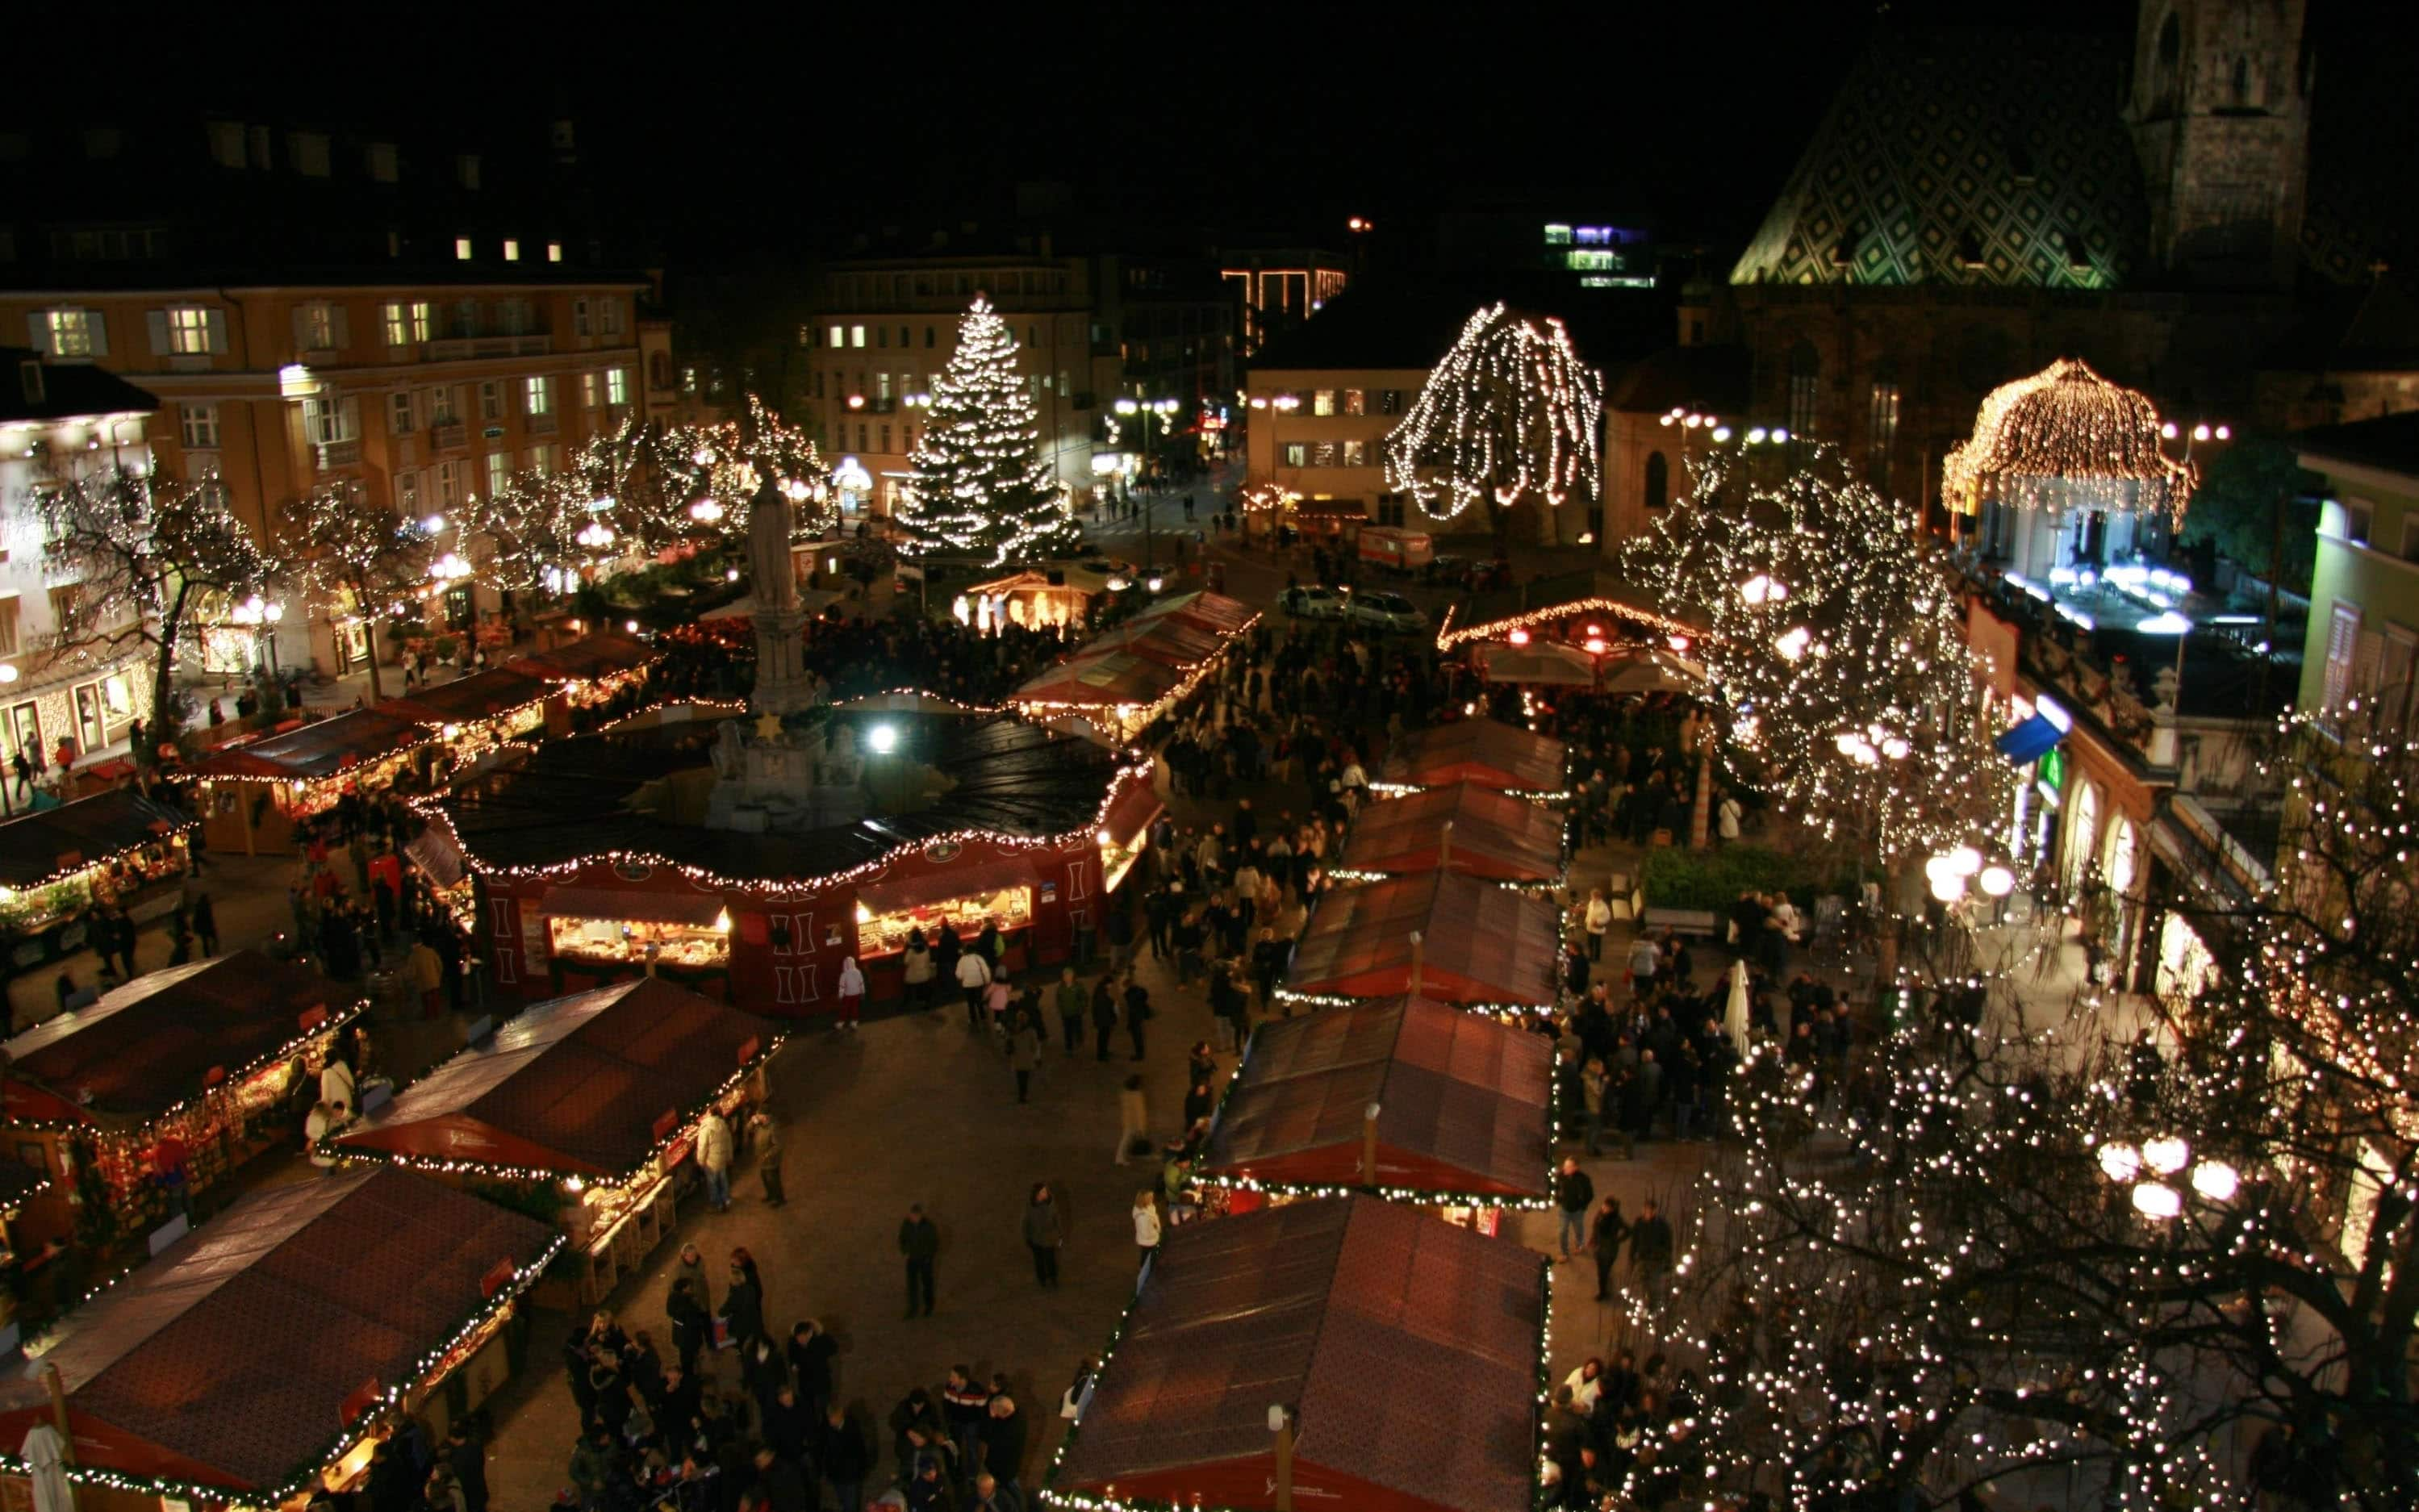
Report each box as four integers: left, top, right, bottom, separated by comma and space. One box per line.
1339, 782, 1567, 884
330, 977, 782, 1301
0, 789, 194, 979
2, 951, 363, 1264
188, 708, 436, 854
0, 1168, 558, 1512
1011, 592, 1258, 741
1124, 589, 1261, 638
382, 667, 551, 737
1282, 871, 1560, 1009
1047, 1196, 1544, 1512
1197, 996, 1553, 1203
962, 561, 1118, 632
1377, 719, 1569, 796
506, 631, 661, 735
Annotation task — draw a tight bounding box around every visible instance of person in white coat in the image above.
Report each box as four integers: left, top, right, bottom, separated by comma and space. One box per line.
320, 1055, 358, 1120
1131, 1190, 1162, 1272
696, 1109, 735, 1212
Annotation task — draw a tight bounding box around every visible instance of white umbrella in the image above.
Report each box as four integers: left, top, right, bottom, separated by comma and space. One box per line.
1724, 958, 1752, 1059
1599, 647, 1708, 697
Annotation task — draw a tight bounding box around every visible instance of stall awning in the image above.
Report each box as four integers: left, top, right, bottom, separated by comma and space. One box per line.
1012, 650, 1185, 710
1340, 782, 1565, 882
1126, 590, 1261, 638
404, 825, 469, 889
1052, 1196, 1544, 1512
856, 857, 1038, 917
191, 708, 432, 782
381, 669, 550, 727
1200, 996, 1553, 1201
505, 632, 659, 684
0, 788, 194, 888
1995, 712, 2066, 765
2, 950, 357, 1126
335, 977, 781, 1179
539, 886, 725, 927
0, 1168, 554, 1495
1285, 871, 1561, 1007
1379, 719, 1569, 795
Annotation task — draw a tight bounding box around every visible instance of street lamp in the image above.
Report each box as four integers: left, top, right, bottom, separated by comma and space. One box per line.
2094, 1134, 2237, 1224
689, 496, 725, 525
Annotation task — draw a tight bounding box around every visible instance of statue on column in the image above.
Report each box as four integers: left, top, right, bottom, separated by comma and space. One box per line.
748, 472, 815, 716
749, 474, 798, 613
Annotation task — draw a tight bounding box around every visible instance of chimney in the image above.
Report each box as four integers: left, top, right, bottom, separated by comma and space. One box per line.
1406, 929, 1424, 998
1360, 1101, 1381, 1187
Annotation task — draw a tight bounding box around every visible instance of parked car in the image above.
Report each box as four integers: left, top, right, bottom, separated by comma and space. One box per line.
1347, 590, 1429, 634
1283, 586, 1347, 620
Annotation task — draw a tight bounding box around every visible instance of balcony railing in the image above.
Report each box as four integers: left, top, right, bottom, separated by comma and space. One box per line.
313, 438, 361, 470
526, 411, 559, 436
430, 421, 468, 453
423, 334, 553, 361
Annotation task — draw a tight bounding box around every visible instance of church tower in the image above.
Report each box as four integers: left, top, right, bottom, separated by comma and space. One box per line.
2126, 0, 2314, 289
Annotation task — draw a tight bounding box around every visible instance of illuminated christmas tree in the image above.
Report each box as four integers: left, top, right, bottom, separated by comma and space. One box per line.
900, 297, 1079, 566
1382, 303, 1602, 541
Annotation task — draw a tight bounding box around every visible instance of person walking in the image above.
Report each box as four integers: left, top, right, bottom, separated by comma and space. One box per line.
835, 956, 864, 1031
955, 948, 993, 1029
1022, 1183, 1064, 1289
818, 1406, 869, 1512
666, 1276, 709, 1376
1589, 1195, 1628, 1301
1628, 1198, 1675, 1305
696, 1109, 735, 1212
750, 1109, 786, 1206
1008, 1011, 1042, 1104
1122, 974, 1152, 1062
192, 889, 219, 956
1054, 967, 1086, 1056
1090, 975, 1119, 1063
903, 929, 936, 1009
718, 1257, 764, 1354
1553, 1156, 1594, 1262
1114, 1075, 1149, 1166
1583, 890, 1611, 962
899, 1201, 939, 1318
1130, 1190, 1162, 1272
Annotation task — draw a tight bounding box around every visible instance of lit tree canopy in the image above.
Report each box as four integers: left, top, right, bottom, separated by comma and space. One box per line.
1942, 357, 2198, 517
1620, 442, 2013, 869
1669, 710, 2419, 1511
1382, 303, 1602, 531
31, 466, 267, 750
900, 296, 1080, 566
276, 484, 433, 700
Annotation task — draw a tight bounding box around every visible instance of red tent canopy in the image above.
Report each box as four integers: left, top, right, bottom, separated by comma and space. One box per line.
190, 708, 432, 782
1343, 782, 1567, 882
0, 1168, 554, 1495
1051, 1196, 1543, 1512
1199, 996, 1552, 1200
505, 632, 659, 684
1285, 872, 1561, 1007
1379, 719, 1569, 794
2, 951, 357, 1126
380, 668, 550, 727
1077, 616, 1232, 669
333, 977, 779, 1180
1126, 589, 1260, 637
1013, 650, 1186, 711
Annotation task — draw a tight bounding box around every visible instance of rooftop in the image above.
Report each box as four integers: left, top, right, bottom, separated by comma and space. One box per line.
2296, 409, 2419, 481
0, 348, 161, 424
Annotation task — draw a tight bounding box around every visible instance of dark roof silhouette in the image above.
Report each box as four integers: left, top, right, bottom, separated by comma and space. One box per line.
2296, 410, 2419, 477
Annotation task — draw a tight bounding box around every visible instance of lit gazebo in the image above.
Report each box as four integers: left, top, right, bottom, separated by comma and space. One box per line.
1944, 358, 2200, 626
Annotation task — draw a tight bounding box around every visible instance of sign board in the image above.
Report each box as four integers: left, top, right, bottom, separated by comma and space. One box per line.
479, 1255, 519, 1298
482, 425, 506, 440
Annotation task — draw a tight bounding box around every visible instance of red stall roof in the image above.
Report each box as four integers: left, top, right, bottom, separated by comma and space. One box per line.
2, 951, 359, 1127
1200, 996, 1552, 1200
1078, 616, 1232, 669
332, 977, 779, 1180
1343, 782, 1567, 883
380, 668, 550, 728
1013, 650, 1185, 711
505, 631, 659, 684
0, 1167, 556, 1496
190, 708, 432, 782
0, 787, 193, 888
1051, 1196, 1542, 1512
1126, 589, 1260, 638
1379, 720, 1569, 795
1284, 872, 1560, 1008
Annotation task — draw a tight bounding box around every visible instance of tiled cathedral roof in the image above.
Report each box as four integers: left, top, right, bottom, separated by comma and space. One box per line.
1731, 30, 2145, 291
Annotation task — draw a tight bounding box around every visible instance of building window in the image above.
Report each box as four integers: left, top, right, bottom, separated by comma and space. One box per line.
289, 132, 330, 177
1343, 390, 1366, 415
1313, 390, 1336, 416
302, 395, 356, 446
573, 299, 591, 337
180, 403, 219, 449
366, 142, 398, 182
503, 239, 520, 262
1644, 450, 1670, 511
581, 371, 601, 408
524, 376, 554, 416
1377, 495, 1406, 527
857, 423, 868, 451
454, 237, 474, 261
1379, 390, 1403, 416
381, 300, 431, 345
166, 306, 215, 355
925, 326, 937, 348
2380, 626, 2418, 733
298, 301, 336, 352
1310, 441, 1339, 466
395, 470, 420, 516
1283, 442, 1308, 467
1787, 341, 1820, 440
434, 459, 463, 507
597, 299, 623, 338
608, 367, 629, 406
850, 324, 867, 349
875, 325, 888, 349
44, 309, 96, 357
1339, 440, 1368, 466
480, 381, 503, 421
428, 386, 457, 425
879, 424, 892, 452
390, 391, 415, 436
1866, 381, 1900, 475
827, 324, 843, 350
456, 154, 480, 190
2322, 604, 2362, 728
526, 444, 556, 474
485, 452, 511, 498
208, 121, 245, 169
2342, 498, 2374, 545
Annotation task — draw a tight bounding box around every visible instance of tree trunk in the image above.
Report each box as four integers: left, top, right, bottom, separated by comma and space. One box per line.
146, 581, 191, 766
361, 609, 386, 703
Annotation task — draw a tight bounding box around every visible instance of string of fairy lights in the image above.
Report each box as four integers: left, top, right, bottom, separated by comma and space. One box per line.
1942, 357, 2199, 517
1382, 303, 1604, 524
897, 297, 1083, 568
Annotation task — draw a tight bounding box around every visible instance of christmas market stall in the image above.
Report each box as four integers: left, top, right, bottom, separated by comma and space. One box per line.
1279, 871, 1561, 1012
1470, 638, 1600, 688
961, 561, 1118, 633
1011, 591, 1260, 742
1335, 781, 1568, 887
1374, 718, 1569, 800
428, 709, 1151, 1016
505, 630, 662, 736
328, 976, 780, 1304
383, 667, 552, 770
1123, 589, 1261, 639
0, 1167, 558, 1512
1433, 566, 1694, 654
0, 789, 194, 979
1194, 996, 1553, 1230
1, 951, 363, 1264
1043, 1195, 1544, 1512
188, 708, 437, 855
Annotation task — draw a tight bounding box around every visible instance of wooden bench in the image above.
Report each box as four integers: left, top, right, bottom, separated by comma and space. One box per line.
1640, 906, 1720, 938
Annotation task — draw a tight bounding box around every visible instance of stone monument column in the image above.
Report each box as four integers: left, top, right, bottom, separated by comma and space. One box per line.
748, 474, 816, 715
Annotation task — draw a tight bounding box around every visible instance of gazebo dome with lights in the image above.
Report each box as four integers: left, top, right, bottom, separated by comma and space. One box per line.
1944, 357, 2198, 518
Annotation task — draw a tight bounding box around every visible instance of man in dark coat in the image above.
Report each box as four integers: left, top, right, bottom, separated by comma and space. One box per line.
819, 1407, 871, 1512
1554, 1157, 1594, 1261
899, 1203, 939, 1318
444, 1421, 489, 1512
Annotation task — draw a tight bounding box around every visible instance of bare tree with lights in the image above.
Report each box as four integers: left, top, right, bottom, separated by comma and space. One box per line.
276, 484, 434, 701
1619, 442, 2015, 882
30, 466, 266, 754
1661, 711, 2419, 1511
1381, 302, 1602, 545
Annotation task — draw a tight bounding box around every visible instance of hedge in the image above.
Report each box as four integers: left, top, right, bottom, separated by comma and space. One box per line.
1638, 843, 1815, 912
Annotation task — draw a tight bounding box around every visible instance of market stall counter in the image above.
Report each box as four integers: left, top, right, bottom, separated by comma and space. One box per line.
0, 1167, 557, 1512
0, 788, 194, 979
505, 631, 661, 737
1, 950, 365, 1274
535, 885, 734, 997
329, 976, 781, 1305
